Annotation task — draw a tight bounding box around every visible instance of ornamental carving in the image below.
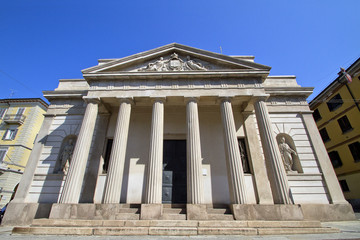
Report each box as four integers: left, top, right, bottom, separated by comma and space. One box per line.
138, 53, 207, 72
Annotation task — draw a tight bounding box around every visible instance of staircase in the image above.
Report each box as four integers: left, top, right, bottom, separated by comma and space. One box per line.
13, 219, 339, 236
113, 204, 140, 220
206, 204, 234, 220
161, 204, 186, 220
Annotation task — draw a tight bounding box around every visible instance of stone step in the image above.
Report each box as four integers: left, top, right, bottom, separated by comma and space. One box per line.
115, 213, 140, 220
207, 214, 234, 220
163, 208, 186, 214
206, 208, 232, 214
118, 208, 140, 214
160, 214, 187, 220
162, 204, 186, 209
12, 225, 339, 236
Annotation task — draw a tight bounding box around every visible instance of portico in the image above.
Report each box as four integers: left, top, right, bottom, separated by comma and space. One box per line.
2, 43, 355, 226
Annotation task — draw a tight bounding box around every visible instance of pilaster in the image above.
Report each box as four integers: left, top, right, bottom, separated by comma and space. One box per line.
300, 112, 347, 204
242, 109, 274, 204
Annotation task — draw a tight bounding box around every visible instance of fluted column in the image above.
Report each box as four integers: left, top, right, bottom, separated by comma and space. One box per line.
254, 99, 292, 204
220, 98, 247, 204
145, 98, 165, 204
60, 97, 100, 203
186, 98, 204, 204
103, 98, 132, 203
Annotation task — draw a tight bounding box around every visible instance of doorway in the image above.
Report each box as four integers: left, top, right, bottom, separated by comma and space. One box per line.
162, 140, 187, 203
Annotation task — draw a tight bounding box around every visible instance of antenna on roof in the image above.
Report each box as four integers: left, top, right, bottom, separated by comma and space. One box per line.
9, 89, 16, 98
220, 46, 223, 54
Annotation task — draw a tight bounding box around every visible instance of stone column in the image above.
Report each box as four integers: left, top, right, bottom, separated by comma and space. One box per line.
243, 110, 274, 204
145, 98, 164, 204
186, 98, 204, 204
220, 98, 247, 204
141, 99, 165, 220
301, 112, 347, 204
60, 98, 100, 204
254, 99, 292, 204
103, 98, 132, 204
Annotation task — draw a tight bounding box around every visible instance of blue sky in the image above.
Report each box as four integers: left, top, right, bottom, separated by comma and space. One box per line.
1, 0, 359, 102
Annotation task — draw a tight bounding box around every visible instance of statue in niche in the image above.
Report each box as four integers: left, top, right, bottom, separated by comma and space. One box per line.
278, 137, 297, 172
184, 56, 207, 70
60, 139, 75, 174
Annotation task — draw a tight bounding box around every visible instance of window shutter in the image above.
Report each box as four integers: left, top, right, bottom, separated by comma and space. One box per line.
12, 129, 18, 140
2, 130, 8, 140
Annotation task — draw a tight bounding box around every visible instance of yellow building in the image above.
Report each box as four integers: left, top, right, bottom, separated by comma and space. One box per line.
310, 58, 360, 210
0, 98, 48, 208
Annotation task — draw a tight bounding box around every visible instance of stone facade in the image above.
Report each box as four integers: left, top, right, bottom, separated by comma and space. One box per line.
2, 44, 355, 225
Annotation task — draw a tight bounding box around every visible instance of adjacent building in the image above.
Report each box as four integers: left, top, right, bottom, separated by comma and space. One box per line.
0, 98, 48, 208
309, 58, 360, 210
3, 44, 355, 226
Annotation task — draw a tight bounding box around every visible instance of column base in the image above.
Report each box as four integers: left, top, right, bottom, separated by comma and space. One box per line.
2, 202, 52, 226
230, 203, 356, 221
186, 204, 207, 220
231, 204, 303, 221
140, 204, 163, 220
300, 203, 356, 221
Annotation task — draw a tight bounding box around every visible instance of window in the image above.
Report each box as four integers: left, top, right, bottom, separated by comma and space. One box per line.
312, 109, 322, 122
2, 129, 18, 140
348, 142, 360, 162
0, 108, 7, 119
103, 139, 113, 173
0, 148, 7, 163
238, 138, 250, 173
328, 151, 342, 168
15, 107, 25, 120
339, 180, 350, 192
337, 115, 353, 133
327, 94, 343, 111
319, 128, 330, 142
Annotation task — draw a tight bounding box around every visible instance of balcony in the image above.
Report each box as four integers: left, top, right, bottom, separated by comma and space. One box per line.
3, 114, 26, 125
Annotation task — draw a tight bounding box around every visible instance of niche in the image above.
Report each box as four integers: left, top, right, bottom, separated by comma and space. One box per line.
276, 133, 303, 173
54, 135, 77, 174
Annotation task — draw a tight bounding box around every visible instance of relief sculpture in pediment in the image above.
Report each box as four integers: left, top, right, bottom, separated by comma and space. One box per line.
138, 53, 207, 72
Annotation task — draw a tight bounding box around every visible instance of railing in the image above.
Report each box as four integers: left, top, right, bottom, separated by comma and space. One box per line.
3, 114, 26, 124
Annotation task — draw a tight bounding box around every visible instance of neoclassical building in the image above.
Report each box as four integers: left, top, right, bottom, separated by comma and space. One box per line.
3, 44, 355, 226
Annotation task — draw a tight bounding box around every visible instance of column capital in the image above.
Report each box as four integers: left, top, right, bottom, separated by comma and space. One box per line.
151, 97, 166, 104
253, 95, 270, 103
184, 97, 199, 104
218, 97, 232, 104
83, 96, 101, 104
116, 97, 134, 105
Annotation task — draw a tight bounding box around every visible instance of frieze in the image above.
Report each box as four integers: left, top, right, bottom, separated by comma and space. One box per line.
138, 53, 208, 72
268, 97, 308, 105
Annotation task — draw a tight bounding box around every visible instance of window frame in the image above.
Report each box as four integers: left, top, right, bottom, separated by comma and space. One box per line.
337, 115, 353, 133
0, 108, 7, 119
326, 94, 343, 112
348, 142, 360, 162
328, 151, 343, 168
319, 128, 330, 143
2, 128, 18, 140
312, 109, 322, 122
0, 148, 8, 164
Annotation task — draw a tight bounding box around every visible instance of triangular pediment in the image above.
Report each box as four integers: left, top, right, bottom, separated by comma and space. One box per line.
82, 43, 271, 75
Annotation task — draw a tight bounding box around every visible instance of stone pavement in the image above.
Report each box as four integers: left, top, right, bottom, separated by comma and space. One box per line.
0, 214, 359, 240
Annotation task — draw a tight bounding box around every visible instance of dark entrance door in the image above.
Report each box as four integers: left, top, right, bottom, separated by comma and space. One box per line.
162, 140, 187, 203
